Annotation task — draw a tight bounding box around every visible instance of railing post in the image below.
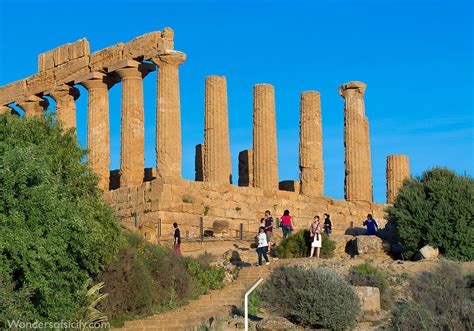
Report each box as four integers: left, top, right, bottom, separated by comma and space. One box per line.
244, 278, 264, 331
134, 212, 139, 228
239, 223, 243, 240
156, 218, 161, 240
200, 217, 204, 242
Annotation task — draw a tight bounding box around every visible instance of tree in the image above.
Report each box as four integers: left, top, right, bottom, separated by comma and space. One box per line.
386, 167, 474, 261
0, 114, 121, 323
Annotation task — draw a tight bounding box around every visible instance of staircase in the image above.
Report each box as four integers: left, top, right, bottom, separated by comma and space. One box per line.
112, 265, 273, 331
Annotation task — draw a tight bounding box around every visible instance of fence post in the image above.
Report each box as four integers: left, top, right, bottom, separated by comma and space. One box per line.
134, 212, 139, 228
200, 217, 204, 242
239, 223, 243, 240
156, 218, 161, 240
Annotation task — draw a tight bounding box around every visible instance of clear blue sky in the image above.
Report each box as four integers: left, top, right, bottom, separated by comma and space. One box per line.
1, 0, 472, 203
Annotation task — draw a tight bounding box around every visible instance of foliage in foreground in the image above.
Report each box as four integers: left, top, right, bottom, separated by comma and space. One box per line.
386, 167, 474, 261
260, 265, 360, 330
391, 261, 473, 330
97, 231, 225, 326
346, 259, 393, 309
276, 229, 335, 259
0, 114, 121, 325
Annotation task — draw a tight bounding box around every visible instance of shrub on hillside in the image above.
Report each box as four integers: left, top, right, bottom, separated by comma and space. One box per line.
0, 114, 121, 325
276, 229, 335, 258
97, 231, 225, 325
260, 265, 360, 330
386, 167, 474, 260
391, 261, 473, 330
346, 259, 393, 309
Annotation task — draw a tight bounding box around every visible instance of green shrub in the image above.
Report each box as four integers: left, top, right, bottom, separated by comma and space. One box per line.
346, 259, 393, 309
0, 114, 121, 325
391, 261, 473, 330
0, 276, 36, 325
260, 265, 360, 330
386, 167, 474, 260
276, 230, 335, 259
97, 231, 225, 326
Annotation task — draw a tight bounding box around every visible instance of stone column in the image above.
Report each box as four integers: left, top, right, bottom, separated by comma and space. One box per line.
49, 85, 80, 130
386, 154, 410, 204
204, 76, 232, 184
17, 95, 49, 118
195, 144, 204, 181
79, 73, 112, 191
109, 60, 154, 188
238, 149, 253, 187
299, 91, 324, 196
339, 81, 372, 201
151, 51, 186, 178
253, 84, 278, 191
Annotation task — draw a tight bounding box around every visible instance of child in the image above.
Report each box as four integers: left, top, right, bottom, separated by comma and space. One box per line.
256, 226, 270, 266
323, 213, 332, 236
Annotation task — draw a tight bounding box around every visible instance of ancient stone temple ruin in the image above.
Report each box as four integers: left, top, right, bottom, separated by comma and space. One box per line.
0, 28, 411, 241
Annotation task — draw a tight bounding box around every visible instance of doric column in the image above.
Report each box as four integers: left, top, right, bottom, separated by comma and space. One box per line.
204, 75, 232, 184
151, 51, 186, 178
253, 84, 278, 191
49, 85, 80, 131
238, 149, 253, 187
79, 73, 113, 191
195, 144, 204, 181
386, 154, 410, 204
299, 91, 324, 196
339, 81, 373, 202
17, 95, 49, 118
109, 60, 155, 188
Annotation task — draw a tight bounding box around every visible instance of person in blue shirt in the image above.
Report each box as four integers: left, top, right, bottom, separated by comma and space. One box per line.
363, 214, 378, 236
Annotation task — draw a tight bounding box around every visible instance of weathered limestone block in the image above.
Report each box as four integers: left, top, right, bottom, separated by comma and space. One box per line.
238, 149, 253, 187
125, 31, 162, 59
48, 85, 80, 130
353, 286, 381, 312
204, 76, 232, 184
38, 38, 89, 72
0, 105, 19, 116
79, 72, 114, 191
299, 91, 324, 196
339, 81, 373, 202
159, 27, 174, 50
90, 43, 125, 72
386, 154, 410, 204
415, 245, 439, 260
152, 51, 186, 178
253, 84, 278, 191
0, 80, 27, 105
353, 235, 389, 255
195, 144, 204, 181
54, 56, 91, 84
256, 316, 295, 330
17, 95, 49, 118
212, 220, 230, 237
26, 71, 56, 96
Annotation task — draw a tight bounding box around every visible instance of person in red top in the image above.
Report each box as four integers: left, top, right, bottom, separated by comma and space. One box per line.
280, 210, 294, 238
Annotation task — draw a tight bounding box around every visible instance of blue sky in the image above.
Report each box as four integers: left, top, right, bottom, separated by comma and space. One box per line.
0, 0, 472, 203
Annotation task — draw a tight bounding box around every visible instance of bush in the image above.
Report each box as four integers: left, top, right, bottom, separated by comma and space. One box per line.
260, 265, 360, 330
391, 261, 473, 330
346, 259, 393, 309
0, 114, 121, 325
97, 231, 225, 326
276, 230, 335, 259
386, 167, 474, 260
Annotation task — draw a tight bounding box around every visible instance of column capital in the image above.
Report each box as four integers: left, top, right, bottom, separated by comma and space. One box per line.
151, 51, 186, 67
77, 72, 116, 90
47, 85, 80, 102
108, 60, 156, 80
339, 81, 366, 97
17, 95, 49, 116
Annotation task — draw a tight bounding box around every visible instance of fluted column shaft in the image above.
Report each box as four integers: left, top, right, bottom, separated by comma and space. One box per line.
152, 51, 186, 178
204, 76, 232, 184
339, 81, 372, 201
115, 66, 145, 187
81, 75, 111, 191
386, 154, 410, 204
253, 84, 278, 191
17, 95, 49, 118
299, 91, 324, 196
50, 86, 80, 130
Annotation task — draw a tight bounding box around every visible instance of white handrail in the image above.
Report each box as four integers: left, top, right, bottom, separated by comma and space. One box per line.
244, 277, 264, 331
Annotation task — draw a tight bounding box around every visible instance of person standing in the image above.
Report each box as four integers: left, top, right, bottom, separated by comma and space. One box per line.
264, 210, 274, 253
309, 215, 323, 258
256, 226, 270, 266
363, 214, 379, 236
280, 210, 294, 239
323, 213, 332, 236
173, 222, 182, 255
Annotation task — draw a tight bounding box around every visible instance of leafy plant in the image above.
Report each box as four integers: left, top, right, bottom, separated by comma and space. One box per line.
276, 230, 335, 258
261, 265, 360, 330
386, 167, 474, 260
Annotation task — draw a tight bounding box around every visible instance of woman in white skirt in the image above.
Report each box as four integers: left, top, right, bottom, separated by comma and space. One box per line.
309, 215, 323, 258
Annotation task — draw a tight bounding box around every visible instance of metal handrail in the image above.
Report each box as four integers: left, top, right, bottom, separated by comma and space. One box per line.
244, 277, 264, 331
